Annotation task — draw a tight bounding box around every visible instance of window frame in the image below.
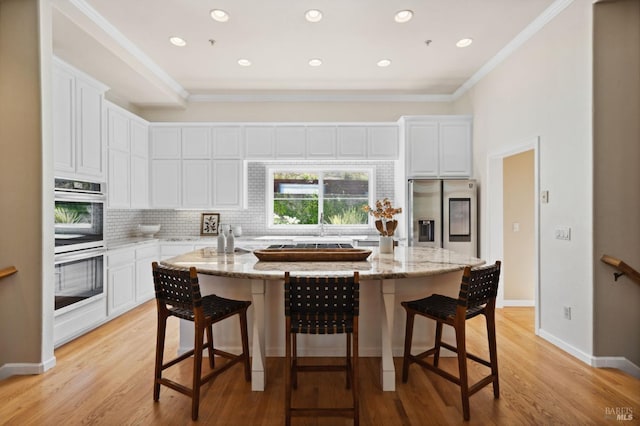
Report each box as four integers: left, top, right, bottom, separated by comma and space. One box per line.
266, 166, 375, 231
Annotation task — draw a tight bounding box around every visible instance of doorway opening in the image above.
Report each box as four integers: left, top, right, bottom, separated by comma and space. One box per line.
486, 137, 540, 332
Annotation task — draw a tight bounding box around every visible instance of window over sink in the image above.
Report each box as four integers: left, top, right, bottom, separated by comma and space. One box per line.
267, 167, 374, 230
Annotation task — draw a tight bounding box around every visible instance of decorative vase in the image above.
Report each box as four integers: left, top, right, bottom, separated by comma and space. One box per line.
379, 236, 394, 254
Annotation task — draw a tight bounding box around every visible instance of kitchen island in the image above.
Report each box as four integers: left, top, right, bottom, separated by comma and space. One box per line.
161, 246, 484, 391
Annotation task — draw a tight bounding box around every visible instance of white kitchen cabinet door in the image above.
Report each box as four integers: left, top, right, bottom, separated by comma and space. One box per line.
212, 126, 243, 158
106, 107, 129, 152
337, 126, 367, 158
368, 126, 399, 159
75, 78, 105, 179
407, 122, 439, 177
108, 149, 130, 208
130, 119, 148, 158
52, 65, 76, 174
151, 160, 181, 208
107, 261, 136, 317
212, 160, 244, 208
439, 120, 472, 177
306, 126, 336, 159
182, 159, 211, 208
135, 244, 158, 302
245, 126, 274, 159
130, 155, 149, 208
182, 127, 211, 159
275, 126, 306, 158
150, 127, 181, 159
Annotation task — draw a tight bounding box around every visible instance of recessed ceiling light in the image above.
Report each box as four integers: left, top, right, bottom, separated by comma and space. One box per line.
305, 9, 323, 23
377, 59, 391, 67
394, 10, 413, 23
308, 58, 323, 67
210, 9, 229, 22
169, 36, 187, 47
238, 59, 251, 67
456, 38, 473, 48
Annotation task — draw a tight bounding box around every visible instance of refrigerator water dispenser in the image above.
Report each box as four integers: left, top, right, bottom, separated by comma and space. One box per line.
418, 219, 435, 242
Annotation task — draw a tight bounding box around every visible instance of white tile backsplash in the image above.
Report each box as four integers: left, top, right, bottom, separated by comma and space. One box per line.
106, 161, 395, 241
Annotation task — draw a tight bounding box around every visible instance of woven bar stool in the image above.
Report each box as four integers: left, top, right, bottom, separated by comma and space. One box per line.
151, 262, 251, 421
401, 261, 501, 421
284, 272, 360, 426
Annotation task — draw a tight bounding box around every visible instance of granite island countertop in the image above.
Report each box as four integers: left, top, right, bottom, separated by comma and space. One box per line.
161, 246, 484, 281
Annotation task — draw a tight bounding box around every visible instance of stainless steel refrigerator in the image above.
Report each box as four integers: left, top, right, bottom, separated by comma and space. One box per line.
408, 179, 477, 257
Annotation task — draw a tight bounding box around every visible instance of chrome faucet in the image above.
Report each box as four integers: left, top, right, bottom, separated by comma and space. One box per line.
319, 212, 326, 237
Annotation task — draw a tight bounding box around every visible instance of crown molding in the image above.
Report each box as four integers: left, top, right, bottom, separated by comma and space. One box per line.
64, 0, 189, 101
452, 0, 575, 100
188, 93, 453, 103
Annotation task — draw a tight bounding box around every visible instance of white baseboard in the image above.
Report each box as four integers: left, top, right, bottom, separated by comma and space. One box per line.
503, 299, 535, 307
538, 329, 593, 365
538, 329, 640, 379
0, 356, 56, 381
592, 357, 640, 379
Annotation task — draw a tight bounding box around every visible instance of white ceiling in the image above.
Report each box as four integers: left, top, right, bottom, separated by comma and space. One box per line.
51, 0, 559, 107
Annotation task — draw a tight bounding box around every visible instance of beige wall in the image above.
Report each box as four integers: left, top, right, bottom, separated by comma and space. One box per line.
593, 0, 640, 365
452, 1, 594, 355
503, 150, 535, 301
139, 100, 452, 123
0, 0, 54, 369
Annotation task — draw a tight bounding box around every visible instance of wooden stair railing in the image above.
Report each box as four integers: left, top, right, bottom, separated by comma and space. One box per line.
601, 255, 640, 285
0, 266, 18, 280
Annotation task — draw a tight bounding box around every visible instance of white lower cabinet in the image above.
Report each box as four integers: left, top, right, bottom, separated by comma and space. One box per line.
107, 242, 159, 318
107, 249, 136, 317
135, 244, 158, 302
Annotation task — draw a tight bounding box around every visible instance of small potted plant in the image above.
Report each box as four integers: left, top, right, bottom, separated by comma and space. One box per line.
363, 198, 402, 253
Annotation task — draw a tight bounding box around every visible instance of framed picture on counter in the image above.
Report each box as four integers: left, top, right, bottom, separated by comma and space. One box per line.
200, 213, 220, 236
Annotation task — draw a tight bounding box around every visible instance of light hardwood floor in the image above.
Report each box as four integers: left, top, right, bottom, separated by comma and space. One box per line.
0, 302, 638, 425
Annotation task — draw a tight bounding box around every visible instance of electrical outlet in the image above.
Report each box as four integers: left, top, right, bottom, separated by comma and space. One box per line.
563, 306, 572, 320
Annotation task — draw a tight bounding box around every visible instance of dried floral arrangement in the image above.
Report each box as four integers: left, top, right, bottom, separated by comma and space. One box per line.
363, 198, 402, 236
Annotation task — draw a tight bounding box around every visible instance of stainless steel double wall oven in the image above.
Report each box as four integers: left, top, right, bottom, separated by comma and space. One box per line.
54, 178, 105, 312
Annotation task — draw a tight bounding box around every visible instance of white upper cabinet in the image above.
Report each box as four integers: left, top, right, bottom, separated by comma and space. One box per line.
108, 149, 130, 208
406, 121, 439, 177
245, 126, 275, 159
105, 101, 149, 208
213, 127, 243, 158
130, 120, 149, 158
337, 126, 367, 158
130, 155, 149, 209
182, 127, 211, 159
182, 159, 211, 208
275, 126, 306, 158
53, 58, 107, 181
439, 119, 472, 177
151, 159, 181, 208
368, 126, 399, 159
405, 116, 472, 178
150, 127, 181, 159
307, 126, 337, 158
212, 160, 245, 208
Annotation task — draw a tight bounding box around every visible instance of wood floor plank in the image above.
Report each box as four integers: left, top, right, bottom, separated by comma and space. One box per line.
0, 302, 638, 425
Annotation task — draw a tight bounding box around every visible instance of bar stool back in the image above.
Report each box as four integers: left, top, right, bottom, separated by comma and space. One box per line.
284, 271, 360, 426
152, 262, 251, 421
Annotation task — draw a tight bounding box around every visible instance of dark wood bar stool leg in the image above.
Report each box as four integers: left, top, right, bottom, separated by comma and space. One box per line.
402, 310, 415, 382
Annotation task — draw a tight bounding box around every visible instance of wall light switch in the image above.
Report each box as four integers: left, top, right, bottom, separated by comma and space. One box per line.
512, 222, 520, 232
541, 190, 549, 204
